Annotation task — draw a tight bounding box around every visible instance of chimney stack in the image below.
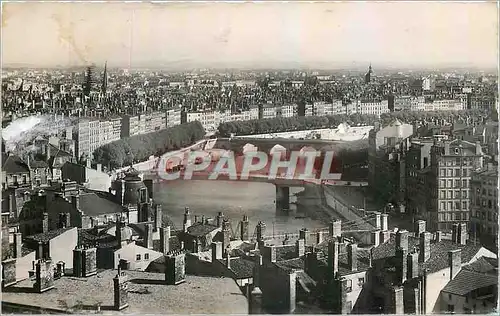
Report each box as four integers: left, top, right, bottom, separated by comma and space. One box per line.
419, 232, 431, 263
58, 212, 71, 229
475, 141, 482, 155
182, 207, 192, 232
371, 230, 380, 247
452, 224, 459, 243
395, 229, 409, 252
71, 195, 80, 210
374, 212, 381, 229
296, 239, 305, 257
144, 223, 153, 249
299, 228, 309, 245
14, 232, 22, 258
222, 219, 231, 255
435, 231, 443, 242
240, 215, 249, 241
42, 213, 49, 233
226, 252, 231, 269
96, 163, 102, 172
448, 249, 462, 280
395, 247, 407, 284
154, 205, 162, 232
407, 251, 419, 280
414, 220, 426, 237
329, 220, 341, 238
160, 226, 170, 254
316, 231, 324, 244
380, 230, 391, 243
328, 240, 339, 277
457, 223, 467, 245
263, 245, 276, 264
211, 242, 223, 263
256, 221, 266, 247
347, 243, 358, 271
216, 212, 224, 227
381, 213, 389, 231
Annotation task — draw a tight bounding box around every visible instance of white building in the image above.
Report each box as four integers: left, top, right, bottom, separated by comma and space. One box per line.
357, 100, 390, 117
166, 108, 182, 128
280, 104, 297, 118
262, 104, 278, 119
424, 99, 466, 111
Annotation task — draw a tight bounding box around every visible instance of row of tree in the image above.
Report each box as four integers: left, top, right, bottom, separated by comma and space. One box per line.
217, 110, 491, 137
217, 114, 380, 137
93, 121, 206, 169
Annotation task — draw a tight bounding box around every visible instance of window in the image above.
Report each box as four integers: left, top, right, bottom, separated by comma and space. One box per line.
455, 180, 460, 188
455, 202, 461, 210
136, 254, 141, 261
447, 304, 455, 313
145, 253, 149, 260
462, 179, 467, 188
455, 169, 460, 177
358, 277, 365, 287
463, 169, 468, 177
441, 202, 447, 210
345, 279, 352, 292
462, 201, 467, 210
440, 169, 446, 177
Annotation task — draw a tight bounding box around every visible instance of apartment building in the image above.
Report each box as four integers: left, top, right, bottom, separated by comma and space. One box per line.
166, 108, 182, 128
428, 139, 484, 232
424, 99, 466, 111
358, 100, 390, 117
394, 96, 425, 111
280, 104, 297, 118
262, 104, 278, 119
75, 117, 122, 160
186, 111, 219, 133
470, 164, 498, 249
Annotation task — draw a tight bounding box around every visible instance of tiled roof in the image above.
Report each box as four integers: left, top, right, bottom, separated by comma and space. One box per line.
462, 256, 498, 275
2, 154, 30, 174
372, 235, 485, 274
441, 270, 497, 296
227, 257, 255, 279
275, 257, 304, 273
26, 227, 73, 243
186, 223, 219, 237
78, 192, 125, 217
275, 244, 297, 261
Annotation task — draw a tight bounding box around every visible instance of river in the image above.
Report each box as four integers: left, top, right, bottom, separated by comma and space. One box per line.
153, 179, 328, 235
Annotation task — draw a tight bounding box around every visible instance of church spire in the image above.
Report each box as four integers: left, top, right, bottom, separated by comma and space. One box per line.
101, 61, 108, 95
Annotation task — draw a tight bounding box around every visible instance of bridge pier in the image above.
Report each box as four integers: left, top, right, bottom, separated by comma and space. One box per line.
275, 185, 290, 212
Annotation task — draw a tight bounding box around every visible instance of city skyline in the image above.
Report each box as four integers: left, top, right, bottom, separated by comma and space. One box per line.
1, 2, 498, 70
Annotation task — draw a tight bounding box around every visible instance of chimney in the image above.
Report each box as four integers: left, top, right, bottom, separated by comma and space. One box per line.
419, 232, 431, 263
160, 226, 170, 254
448, 249, 462, 280
374, 212, 381, 229
86, 159, 91, 169
395, 247, 407, 284
380, 230, 391, 243
37, 241, 44, 259
414, 220, 426, 237
154, 205, 162, 232
329, 220, 341, 238
371, 230, 380, 246
71, 195, 80, 210
201, 215, 205, 225
381, 213, 389, 231
226, 252, 231, 269
263, 245, 276, 263
435, 231, 443, 242
14, 232, 22, 258
452, 224, 458, 243
96, 163, 102, 172
216, 212, 224, 227
444, 142, 450, 155
395, 229, 409, 252
316, 231, 324, 244
457, 223, 467, 245
391, 286, 404, 314
182, 207, 192, 232
347, 243, 358, 271
475, 141, 482, 155
42, 212, 49, 233
256, 221, 266, 249
299, 228, 309, 245
222, 219, 231, 255
240, 215, 249, 241
296, 239, 305, 257
211, 242, 222, 263
194, 215, 198, 223
144, 223, 153, 249
407, 251, 419, 280
328, 240, 339, 277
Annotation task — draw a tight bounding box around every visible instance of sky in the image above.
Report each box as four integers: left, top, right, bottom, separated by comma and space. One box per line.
1, 1, 498, 69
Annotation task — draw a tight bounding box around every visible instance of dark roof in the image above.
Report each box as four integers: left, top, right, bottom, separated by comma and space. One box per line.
152, 235, 181, 253
275, 257, 305, 273
462, 256, 498, 275
78, 228, 119, 248
25, 227, 74, 243
275, 244, 298, 261
49, 144, 72, 158
29, 160, 49, 168
2, 154, 30, 174
8, 243, 34, 257
227, 257, 255, 279
186, 223, 219, 237
372, 234, 485, 274
78, 192, 125, 217
441, 270, 497, 296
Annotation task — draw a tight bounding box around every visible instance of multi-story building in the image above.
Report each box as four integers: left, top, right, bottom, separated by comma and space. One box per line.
186, 110, 218, 133
428, 139, 484, 232
470, 163, 498, 250
368, 119, 414, 209
120, 114, 140, 138
280, 104, 297, 118
261, 104, 278, 119
424, 99, 466, 111
358, 100, 390, 117
166, 108, 182, 128
75, 117, 122, 161
394, 96, 425, 111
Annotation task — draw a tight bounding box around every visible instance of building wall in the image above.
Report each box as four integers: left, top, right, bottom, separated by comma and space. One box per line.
342, 270, 369, 313
16, 251, 36, 281
48, 228, 78, 269
114, 242, 163, 271
440, 291, 497, 314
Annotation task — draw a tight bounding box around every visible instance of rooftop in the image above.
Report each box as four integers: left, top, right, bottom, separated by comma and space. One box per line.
25, 227, 75, 243
2, 270, 248, 314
